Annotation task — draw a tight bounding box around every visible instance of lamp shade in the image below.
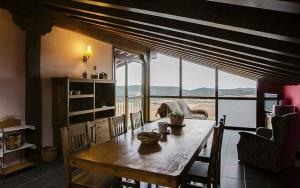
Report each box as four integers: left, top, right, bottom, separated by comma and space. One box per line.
84, 45, 93, 57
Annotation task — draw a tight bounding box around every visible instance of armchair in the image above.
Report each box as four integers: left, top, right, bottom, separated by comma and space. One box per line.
237, 112, 299, 172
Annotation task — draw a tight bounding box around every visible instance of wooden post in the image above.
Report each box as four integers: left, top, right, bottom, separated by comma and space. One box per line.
25, 32, 42, 161
143, 50, 151, 122
9, 3, 53, 161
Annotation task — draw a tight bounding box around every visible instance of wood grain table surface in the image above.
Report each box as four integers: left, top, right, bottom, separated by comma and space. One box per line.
69, 118, 215, 187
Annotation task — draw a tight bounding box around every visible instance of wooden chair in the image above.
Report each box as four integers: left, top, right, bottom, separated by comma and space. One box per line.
61, 123, 118, 188
109, 115, 140, 187
108, 115, 127, 139
130, 111, 144, 130
197, 115, 226, 162
186, 119, 225, 188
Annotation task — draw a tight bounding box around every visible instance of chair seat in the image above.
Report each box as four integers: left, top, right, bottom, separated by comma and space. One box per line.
196, 147, 211, 162
188, 161, 209, 183
72, 171, 118, 188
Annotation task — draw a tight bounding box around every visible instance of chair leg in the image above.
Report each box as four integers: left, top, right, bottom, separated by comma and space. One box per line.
216, 160, 221, 184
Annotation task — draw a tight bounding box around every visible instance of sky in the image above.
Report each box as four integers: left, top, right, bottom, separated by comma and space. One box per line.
116, 54, 257, 90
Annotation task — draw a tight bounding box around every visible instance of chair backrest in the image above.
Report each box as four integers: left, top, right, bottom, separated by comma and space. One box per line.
87, 121, 97, 146
130, 111, 144, 130
207, 119, 224, 182
218, 115, 226, 154
61, 123, 90, 186
271, 112, 299, 167
109, 115, 127, 138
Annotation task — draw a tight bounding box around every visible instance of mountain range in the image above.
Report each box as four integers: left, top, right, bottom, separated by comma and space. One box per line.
116, 85, 256, 97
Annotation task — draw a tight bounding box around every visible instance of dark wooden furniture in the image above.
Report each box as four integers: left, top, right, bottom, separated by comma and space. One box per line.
87, 119, 110, 146
60, 123, 118, 188
130, 111, 144, 130
68, 118, 215, 187
187, 119, 225, 188
52, 77, 115, 149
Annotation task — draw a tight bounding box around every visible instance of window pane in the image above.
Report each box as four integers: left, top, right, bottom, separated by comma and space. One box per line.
128, 61, 142, 97
149, 98, 175, 121
218, 100, 256, 128
265, 100, 277, 112
182, 61, 215, 97
218, 71, 257, 97
183, 99, 215, 120
150, 54, 179, 96
116, 65, 125, 116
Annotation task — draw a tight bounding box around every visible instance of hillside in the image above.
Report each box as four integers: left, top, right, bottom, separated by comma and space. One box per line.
116, 85, 256, 97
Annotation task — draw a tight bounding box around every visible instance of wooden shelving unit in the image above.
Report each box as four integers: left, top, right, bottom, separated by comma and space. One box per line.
0, 118, 36, 176
52, 77, 116, 148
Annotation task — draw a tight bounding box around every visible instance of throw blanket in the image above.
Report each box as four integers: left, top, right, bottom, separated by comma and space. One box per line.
164, 100, 193, 118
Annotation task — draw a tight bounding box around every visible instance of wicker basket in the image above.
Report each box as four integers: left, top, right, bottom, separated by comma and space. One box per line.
5, 134, 22, 150
137, 132, 162, 144
42, 146, 58, 162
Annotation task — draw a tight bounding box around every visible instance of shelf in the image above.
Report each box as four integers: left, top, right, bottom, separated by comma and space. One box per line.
69, 94, 94, 99
95, 106, 115, 112
69, 78, 115, 84
0, 143, 36, 157
1, 125, 35, 133
0, 161, 35, 175
69, 109, 94, 116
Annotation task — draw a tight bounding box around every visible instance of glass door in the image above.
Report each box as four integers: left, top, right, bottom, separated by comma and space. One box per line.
127, 61, 143, 126
115, 59, 144, 127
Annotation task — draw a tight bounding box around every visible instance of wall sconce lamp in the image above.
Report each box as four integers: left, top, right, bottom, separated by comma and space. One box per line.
83, 45, 93, 63
82, 45, 93, 78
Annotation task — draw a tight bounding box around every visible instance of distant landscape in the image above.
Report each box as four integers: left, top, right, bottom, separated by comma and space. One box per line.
116, 85, 256, 97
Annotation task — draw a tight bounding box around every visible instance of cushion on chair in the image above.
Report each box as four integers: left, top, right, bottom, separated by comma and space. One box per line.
72, 171, 118, 188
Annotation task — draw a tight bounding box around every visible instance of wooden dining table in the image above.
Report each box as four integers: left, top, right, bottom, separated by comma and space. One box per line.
69, 118, 215, 187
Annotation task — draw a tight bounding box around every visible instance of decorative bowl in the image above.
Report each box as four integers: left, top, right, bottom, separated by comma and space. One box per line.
137, 132, 162, 144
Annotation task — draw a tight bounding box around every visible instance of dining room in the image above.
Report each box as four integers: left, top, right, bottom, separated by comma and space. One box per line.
1, 0, 300, 188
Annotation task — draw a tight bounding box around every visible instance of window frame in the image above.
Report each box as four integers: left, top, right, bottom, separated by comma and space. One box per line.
149, 56, 258, 129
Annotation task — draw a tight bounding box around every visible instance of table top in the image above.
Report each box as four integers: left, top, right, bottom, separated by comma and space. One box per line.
70, 118, 215, 187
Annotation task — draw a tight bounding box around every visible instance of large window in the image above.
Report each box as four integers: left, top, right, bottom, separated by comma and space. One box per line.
148, 54, 258, 129
218, 70, 257, 128
150, 54, 180, 96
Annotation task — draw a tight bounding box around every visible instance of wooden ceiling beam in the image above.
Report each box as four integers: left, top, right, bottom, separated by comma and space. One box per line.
68, 0, 300, 38
44, 3, 300, 57
66, 13, 300, 64
47, 11, 148, 56
148, 45, 300, 83
88, 23, 300, 80
126, 38, 300, 82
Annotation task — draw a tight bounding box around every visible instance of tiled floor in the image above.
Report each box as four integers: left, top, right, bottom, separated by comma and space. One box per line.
0, 130, 299, 188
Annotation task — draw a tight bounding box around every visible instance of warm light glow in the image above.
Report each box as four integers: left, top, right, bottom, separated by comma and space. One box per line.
85, 45, 93, 57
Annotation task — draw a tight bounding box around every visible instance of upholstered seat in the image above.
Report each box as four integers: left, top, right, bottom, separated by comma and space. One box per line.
237, 112, 299, 172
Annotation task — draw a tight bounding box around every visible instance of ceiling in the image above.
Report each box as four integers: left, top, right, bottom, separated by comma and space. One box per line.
2, 0, 300, 83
